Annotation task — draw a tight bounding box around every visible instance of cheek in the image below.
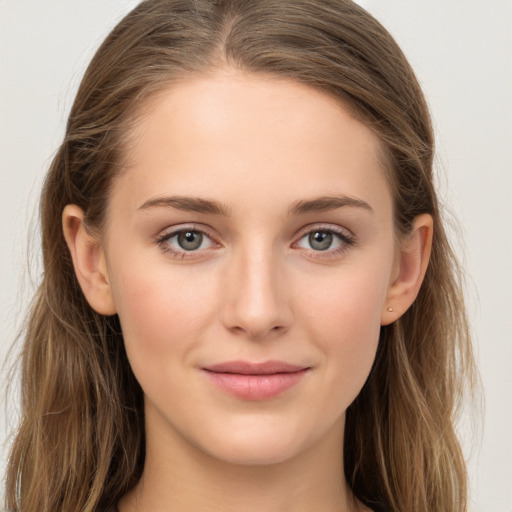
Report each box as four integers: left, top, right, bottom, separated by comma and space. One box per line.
108, 258, 217, 378
299, 260, 389, 338
297, 262, 390, 399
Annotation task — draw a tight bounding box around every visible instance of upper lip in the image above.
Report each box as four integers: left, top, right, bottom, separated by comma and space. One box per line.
203, 360, 309, 375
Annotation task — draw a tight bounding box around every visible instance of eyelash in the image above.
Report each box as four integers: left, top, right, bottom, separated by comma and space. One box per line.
155, 224, 356, 260
155, 224, 219, 259
293, 224, 356, 260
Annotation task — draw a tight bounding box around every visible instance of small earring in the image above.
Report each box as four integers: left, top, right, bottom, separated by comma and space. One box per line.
387, 307, 393, 312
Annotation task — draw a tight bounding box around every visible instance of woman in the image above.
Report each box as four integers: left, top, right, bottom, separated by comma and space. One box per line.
4, 1, 476, 511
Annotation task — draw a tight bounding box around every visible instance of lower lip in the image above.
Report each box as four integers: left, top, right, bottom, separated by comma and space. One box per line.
203, 369, 309, 400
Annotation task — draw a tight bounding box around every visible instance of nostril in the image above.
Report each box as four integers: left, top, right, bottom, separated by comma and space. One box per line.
227, 320, 290, 340
220, 261, 293, 338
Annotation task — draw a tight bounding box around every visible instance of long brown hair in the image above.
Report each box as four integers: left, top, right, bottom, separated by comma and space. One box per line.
5, 1, 476, 510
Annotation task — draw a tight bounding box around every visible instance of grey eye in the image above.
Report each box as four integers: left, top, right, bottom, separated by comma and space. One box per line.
158, 227, 216, 257
295, 227, 349, 254
177, 231, 203, 250
308, 231, 333, 251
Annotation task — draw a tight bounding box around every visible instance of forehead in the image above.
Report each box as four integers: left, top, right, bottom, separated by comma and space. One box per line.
111, 70, 391, 220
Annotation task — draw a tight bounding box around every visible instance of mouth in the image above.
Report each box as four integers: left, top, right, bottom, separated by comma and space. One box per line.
202, 360, 311, 401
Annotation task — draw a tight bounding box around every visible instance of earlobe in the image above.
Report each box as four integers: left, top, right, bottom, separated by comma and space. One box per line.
381, 214, 433, 326
62, 205, 117, 316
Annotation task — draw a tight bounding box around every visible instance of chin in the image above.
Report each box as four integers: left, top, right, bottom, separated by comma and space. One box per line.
190, 412, 330, 467
204, 436, 305, 467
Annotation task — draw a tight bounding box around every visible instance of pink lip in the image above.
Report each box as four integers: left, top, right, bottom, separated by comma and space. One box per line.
202, 360, 310, 401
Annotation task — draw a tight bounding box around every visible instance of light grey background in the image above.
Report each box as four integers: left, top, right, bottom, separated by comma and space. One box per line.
1, 1, 511, 510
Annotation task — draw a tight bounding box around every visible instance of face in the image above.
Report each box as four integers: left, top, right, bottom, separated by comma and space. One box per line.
102, 70, 398, 466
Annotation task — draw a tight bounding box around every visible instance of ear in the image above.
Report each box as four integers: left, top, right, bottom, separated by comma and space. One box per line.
381, 214, 433, 325
62, 204, 117, 316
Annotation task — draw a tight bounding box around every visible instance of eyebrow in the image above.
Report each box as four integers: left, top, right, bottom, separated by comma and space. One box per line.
287, 195, 373, 216
138, 196, 231, 216
138, 194, 373, 216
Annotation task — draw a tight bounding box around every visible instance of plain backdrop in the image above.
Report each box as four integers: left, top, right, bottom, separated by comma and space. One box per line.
1, 1, 511, 510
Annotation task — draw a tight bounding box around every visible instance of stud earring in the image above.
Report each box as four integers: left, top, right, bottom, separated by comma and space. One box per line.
387, 307, 393, 312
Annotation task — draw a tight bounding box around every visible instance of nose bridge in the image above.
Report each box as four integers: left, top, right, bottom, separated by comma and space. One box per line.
222, 235, 291, 339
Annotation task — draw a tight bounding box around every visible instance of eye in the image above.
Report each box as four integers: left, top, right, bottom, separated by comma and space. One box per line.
304, 231, 337, 251
173, 230, 208, 251
294, 226, 355, 257
156, 226, 217, 258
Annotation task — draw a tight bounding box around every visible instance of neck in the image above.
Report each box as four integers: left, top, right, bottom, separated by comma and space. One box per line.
120, 413, 363, 512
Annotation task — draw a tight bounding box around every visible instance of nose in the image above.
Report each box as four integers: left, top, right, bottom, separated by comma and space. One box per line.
221, 242, 293, 340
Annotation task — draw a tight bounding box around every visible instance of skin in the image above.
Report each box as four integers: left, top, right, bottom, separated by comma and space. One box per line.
63, 69, 432, 512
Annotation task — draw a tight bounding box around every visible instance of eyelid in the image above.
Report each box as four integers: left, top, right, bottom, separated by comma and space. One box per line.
294, 223, 354, 242
155, 222, 355, 260
292, 223, 356, 258
155, 224, 221, 258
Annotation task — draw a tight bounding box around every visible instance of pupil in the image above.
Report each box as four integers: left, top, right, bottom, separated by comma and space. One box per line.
309, 231, 332, 251
178, 231, 202, 250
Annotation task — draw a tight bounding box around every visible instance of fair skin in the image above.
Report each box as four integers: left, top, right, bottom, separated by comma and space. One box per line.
63, 70, 432, 512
